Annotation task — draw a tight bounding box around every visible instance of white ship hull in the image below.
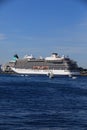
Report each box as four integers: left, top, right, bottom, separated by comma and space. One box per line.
11, 68, 80, 76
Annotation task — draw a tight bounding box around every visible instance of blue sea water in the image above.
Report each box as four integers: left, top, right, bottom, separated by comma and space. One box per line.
0, 74, 87, 130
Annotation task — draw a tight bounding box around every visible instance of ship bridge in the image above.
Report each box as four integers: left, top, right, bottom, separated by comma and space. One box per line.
45, 53, 64, 61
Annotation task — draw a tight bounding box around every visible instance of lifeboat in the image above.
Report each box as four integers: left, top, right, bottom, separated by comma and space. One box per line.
33, 66, 49, 70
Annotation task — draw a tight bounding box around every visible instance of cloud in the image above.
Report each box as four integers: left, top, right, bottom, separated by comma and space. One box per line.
0, 33, 7, 40
21, 36, 33, 41
79, 23, 87, 26
56, 45, 87, 55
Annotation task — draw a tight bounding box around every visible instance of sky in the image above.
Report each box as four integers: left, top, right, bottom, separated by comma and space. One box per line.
0, 0, 87, 68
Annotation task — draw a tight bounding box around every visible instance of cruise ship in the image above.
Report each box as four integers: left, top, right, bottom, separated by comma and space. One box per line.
11, 53, 80, 76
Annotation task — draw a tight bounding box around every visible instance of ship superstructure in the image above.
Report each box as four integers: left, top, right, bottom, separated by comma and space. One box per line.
11, 53, 80, 76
